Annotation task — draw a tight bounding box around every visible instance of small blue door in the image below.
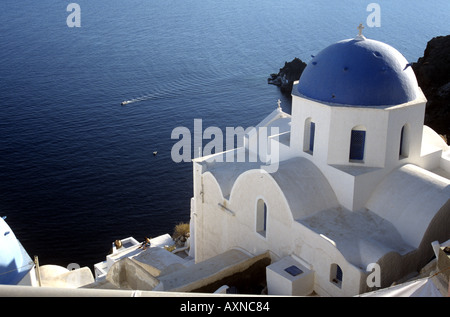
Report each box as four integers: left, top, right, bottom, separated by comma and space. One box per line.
349, 130, 365, 161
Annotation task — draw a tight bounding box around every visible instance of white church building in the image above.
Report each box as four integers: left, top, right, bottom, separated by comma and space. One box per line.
188, 32, 450, 296
1, 30, 449, 297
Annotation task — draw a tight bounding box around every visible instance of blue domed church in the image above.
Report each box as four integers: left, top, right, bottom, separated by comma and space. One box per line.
189, 29, 450, 296
0, 217, 34, 285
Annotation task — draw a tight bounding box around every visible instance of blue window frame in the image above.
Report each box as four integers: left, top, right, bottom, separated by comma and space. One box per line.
349, 130, 365, 161
399, 126, 404, 156
399, 125, 409, 158
309, 122, 315, 153
257, 199, 267, 237
331, 263, 343, 288
336, 265, 343, 282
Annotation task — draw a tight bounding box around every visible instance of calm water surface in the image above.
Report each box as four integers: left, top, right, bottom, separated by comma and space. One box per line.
0, 0, 448, 268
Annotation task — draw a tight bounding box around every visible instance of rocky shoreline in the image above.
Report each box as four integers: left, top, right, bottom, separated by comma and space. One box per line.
268, 57, 306, 93
412, 35, 450, 140
269, 35, 450, 141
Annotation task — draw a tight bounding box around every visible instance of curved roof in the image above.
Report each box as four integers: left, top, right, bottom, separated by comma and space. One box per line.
269, 157, 339, 220
203, 156, 339, 220
299, 207, 414, 268
366, 164, 450, 248
297, 36, 420, 106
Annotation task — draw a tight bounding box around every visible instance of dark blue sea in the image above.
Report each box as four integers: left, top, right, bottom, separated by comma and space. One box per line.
1, 0, 449, 269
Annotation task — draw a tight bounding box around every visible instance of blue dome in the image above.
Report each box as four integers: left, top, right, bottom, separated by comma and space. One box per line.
0, 217, 33, 284
297, 37, 420, 106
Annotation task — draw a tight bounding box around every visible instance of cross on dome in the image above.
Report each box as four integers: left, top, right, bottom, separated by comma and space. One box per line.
357, 23, 364, 36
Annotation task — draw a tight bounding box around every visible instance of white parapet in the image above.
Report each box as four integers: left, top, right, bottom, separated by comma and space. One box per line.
266, 256, 314, 296
94, 234, 176, 281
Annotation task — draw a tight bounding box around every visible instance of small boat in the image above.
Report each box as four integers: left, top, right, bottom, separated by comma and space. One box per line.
121, 101, 130, 106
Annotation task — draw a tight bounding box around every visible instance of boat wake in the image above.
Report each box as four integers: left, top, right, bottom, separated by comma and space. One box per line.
121, 95, 153, 105
120, 70, 241, 106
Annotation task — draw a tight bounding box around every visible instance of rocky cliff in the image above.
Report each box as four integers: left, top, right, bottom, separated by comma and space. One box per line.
412, 35, 450, 140
267, 57, 306, 93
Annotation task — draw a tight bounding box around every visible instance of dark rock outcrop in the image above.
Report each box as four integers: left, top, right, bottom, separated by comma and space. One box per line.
412, 35, 450, 140
268, 57, 306, 94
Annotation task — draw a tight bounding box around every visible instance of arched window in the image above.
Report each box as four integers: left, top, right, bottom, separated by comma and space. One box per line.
349, 126, 366, 162
303, 118, 315, 155
330, 263, 343, 288
256, 199, 267, 237
399, 124, 409, 158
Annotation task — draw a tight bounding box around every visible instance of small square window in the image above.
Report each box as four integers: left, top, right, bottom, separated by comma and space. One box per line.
285, 265, 303, 276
